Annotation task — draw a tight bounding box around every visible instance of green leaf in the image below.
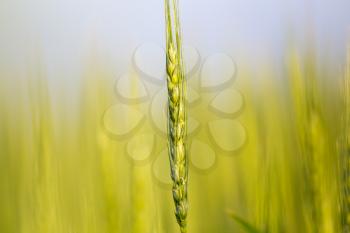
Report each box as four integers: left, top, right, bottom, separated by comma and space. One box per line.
227, 210, 263, 233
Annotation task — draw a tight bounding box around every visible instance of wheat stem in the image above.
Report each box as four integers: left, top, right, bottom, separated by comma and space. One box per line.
341, 40, 350, 231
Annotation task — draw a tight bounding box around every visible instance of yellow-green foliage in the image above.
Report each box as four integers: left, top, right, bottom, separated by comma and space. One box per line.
340, 42, 350, 232
0, 44, 348, 233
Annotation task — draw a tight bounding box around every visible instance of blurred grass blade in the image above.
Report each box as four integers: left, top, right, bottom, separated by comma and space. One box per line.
227, 211, 263, 233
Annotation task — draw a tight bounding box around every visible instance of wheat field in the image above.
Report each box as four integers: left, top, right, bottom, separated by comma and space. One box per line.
0, 1, 349, 232
0, 42, 348, 232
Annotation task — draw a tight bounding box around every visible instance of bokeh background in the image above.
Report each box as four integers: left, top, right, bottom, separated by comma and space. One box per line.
0, 0, 350, 232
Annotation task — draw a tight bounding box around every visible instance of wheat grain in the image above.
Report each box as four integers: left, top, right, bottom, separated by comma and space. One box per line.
164, 0, 188, 232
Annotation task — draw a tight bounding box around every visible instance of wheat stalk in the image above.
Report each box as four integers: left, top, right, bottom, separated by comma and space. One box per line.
341, 40, 350, 232
345, 42, 350, 147
164, 0, 188, 232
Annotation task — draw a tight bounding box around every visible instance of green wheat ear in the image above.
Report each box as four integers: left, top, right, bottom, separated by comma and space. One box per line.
164, 0, 188, 232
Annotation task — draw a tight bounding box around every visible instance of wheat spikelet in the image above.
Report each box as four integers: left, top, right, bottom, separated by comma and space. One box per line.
164, 0, 188, 232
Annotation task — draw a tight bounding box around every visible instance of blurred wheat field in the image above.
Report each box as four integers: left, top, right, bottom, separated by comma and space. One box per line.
0, 40, 349, 233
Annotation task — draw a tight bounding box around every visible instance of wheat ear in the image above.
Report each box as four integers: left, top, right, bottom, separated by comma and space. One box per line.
164, 0, 188, 232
